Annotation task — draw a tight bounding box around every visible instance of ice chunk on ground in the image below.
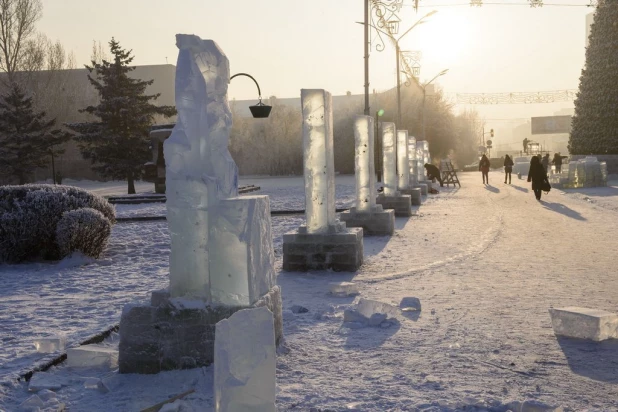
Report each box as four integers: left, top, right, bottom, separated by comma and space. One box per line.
66, 345, 118, 368
549, 307, 618, 341
343, 309, 367, 324
357, 298, 399, 319
368, 313, 387, 326
28, 372, 66, 392
19, 395, 44, 410
37, 389, 56, 402
83, 377, 100, 390
282, 309, 295, 321
214, 306, 276, 412
290, 305, 308, 314
33, 336, 66, 353
399, 297, 422, 312
329, 282, 359, 296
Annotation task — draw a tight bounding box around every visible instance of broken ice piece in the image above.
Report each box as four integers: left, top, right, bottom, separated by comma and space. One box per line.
290, 305, 309, 314
368, 313, 387, 326
19, 394, 44, 410
28, 372, 65, 392
399, 297, 422, 312
33, 336, 66, 353
329, 282, 359, 296
214, 307, 276, 412
83, 377, 100, 390
343, 309, 367, 324
37, 389, 57, 402
549, 307, 618, 341
66, 345, 118, 368
357, 298, 399, 319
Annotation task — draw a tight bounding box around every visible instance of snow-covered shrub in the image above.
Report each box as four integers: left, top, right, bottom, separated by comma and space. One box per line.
56, 208, 111, 259
0, 184, 116, 263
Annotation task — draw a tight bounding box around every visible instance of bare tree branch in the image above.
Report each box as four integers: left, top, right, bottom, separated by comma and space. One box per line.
0, 0, 42, 81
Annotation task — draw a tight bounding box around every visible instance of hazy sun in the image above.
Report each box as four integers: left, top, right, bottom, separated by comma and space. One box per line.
411, 12, 472, 68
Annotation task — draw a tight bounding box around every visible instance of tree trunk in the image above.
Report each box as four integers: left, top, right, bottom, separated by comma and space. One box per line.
127, 171, 136, 194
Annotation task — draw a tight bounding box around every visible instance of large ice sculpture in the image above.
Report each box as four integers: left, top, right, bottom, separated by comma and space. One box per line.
302, 89, 337, 233
397, 130, 410, 191
354, 115, 376, 212
382, 122, 398, 196
163, 34, 274, 305
214, 307, 276, 412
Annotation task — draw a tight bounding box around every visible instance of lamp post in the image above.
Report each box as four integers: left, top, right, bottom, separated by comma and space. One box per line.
422, 68, 448, 140
375, 108, 385, 182
361, 10, 437, 127
230, 72, 272, 118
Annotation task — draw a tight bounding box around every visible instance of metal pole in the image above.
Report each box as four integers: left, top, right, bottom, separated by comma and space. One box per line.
364, 0, 370, 115
422, 87, 426, 140
50, 150, 56, 185
396, 42, 401, 126
376, 111, 382, 182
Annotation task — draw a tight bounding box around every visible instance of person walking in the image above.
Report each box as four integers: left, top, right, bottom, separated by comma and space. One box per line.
541, 153, 550, 173
503, 154, 514, 184
527, 155, 550, 201
479, 154, 490, 184
424, 163, 444, 187
552, 153, 567, 173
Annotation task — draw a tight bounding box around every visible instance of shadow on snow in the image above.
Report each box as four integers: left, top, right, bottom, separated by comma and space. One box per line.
557, 336, 618, 383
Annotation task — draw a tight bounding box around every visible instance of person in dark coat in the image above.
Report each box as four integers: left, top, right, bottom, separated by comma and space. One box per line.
552, 153, 568, 173
503, 154, 514, 184
479, 154, 490, 184
541, 153, 550, 173
424, 163, 444, 187
527, 155, 549, 201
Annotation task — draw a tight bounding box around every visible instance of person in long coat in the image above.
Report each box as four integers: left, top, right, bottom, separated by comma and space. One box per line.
479, 154, 490, 184
503, 155, 514, 184
527, 155, 549, 201
541, 153, 550, 173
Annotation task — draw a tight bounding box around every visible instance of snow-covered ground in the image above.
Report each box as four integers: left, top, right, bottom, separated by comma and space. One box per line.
1, 173, 618, 411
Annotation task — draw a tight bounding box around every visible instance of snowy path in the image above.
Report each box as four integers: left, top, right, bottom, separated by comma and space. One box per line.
1, 172, 617, 411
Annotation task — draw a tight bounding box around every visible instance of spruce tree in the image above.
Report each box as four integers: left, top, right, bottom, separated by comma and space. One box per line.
569, 3, 618, 154
0, 83, 69, 184
67, 39, 176, 194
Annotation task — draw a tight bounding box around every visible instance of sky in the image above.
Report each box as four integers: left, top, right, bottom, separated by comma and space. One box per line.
38, 0, 594, 148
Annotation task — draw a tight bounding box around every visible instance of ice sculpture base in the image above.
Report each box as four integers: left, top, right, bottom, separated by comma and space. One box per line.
118, 286, 283, 374
375, 194, 412, 217
417, 183, 428, 196
339, 206, 394, 236
282, 227, 363, 272
549, 307, 618, 342
400, 188, 422, 206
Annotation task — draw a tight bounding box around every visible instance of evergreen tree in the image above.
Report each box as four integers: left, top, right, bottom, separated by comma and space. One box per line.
569, 3, 618, 154
67, 39, 176, 194
0, 83, 70, 184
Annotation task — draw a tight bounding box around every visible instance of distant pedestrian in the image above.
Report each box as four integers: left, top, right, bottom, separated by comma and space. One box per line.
523, 138, 529, 154
424, 163, 444, 187
552, 153, 567, 174
503, 154, 514, 184
479, 154, 490, 184
541, 153, 550, 173
527, 155, 550, 201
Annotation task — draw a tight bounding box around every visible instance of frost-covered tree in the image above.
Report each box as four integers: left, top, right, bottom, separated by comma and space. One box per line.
67, 38, 176, 194
569, 2, 618, 154
0, 83, 70, 184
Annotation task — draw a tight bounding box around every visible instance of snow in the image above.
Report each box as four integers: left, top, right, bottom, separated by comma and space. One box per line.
2, 172, 618, 411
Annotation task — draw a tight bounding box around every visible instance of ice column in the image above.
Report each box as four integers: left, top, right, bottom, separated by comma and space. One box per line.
354, 115, 376, 212
382, 122, 398, 196
408, 135, 417, 185
302, 89, 336, 233
397, 130, 410, 191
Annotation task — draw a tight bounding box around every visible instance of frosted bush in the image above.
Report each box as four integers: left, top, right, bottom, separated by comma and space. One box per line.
0, 184, 116, 263
56, 208, 111, 259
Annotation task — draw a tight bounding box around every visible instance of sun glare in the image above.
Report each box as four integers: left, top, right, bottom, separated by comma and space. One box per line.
412, 12, 472, 67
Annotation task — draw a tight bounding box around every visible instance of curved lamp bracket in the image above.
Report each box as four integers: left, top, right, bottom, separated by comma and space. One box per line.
230, 72, 271, 118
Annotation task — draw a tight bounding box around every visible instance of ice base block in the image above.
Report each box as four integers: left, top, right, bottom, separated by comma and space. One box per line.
339, 206, 394, 236
375, 193, 412, 217
549, 307, 618, 342
400, 188, 422, 206
282, 226, 363, 272
417, 183, 428, 196
118, 285, 283, 374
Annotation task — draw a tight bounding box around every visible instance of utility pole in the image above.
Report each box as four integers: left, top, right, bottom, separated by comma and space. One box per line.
363, 0, 370, 115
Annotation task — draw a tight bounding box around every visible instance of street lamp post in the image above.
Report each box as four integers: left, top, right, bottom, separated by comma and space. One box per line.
421, 68, 449, 140
375, 108, 385, 182
361, 10, 437, 127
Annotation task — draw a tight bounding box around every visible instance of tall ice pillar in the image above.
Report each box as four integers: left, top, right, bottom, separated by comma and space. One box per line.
376, 123, 412, 216
340, 116, 395, 235
283, 89, 364, 272
118, 34, 283, 374
397, 130, 410, 191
